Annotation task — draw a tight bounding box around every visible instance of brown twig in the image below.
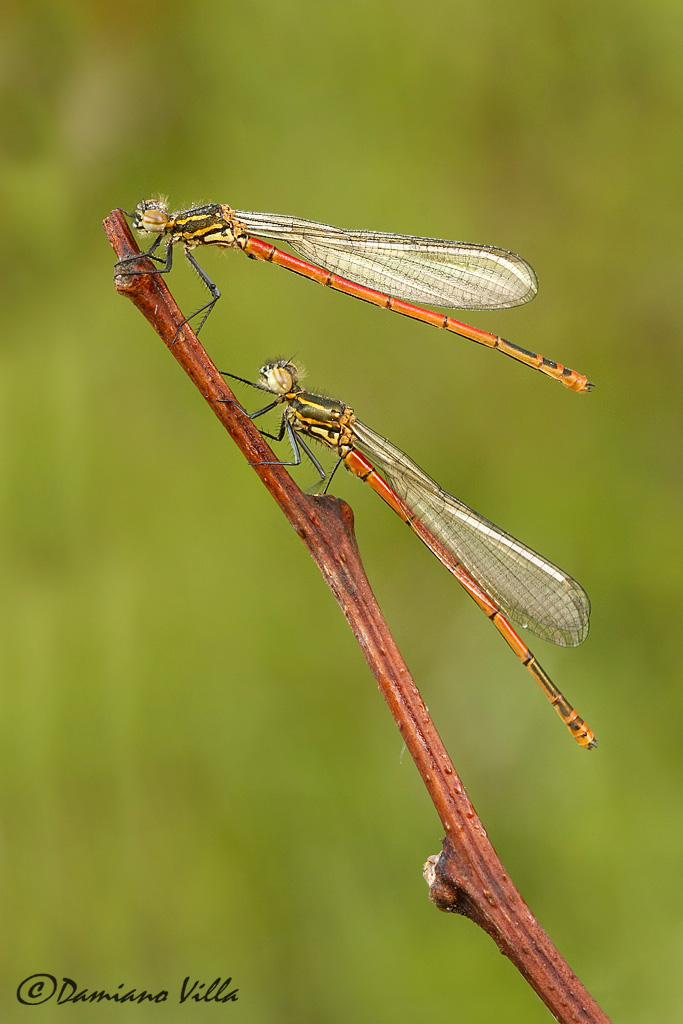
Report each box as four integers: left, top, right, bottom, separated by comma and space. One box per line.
105, 209, 611, 1024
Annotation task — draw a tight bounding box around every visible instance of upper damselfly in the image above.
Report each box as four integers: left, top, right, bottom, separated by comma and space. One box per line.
119, 198, 592, 392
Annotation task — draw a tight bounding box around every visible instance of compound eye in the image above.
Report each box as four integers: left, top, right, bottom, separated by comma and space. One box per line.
259, 361, 294, 395
137, 207, 169, 233
270, 364, 294, 393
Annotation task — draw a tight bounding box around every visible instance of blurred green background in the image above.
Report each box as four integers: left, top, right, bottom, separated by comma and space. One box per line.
1, 0, 681, 1020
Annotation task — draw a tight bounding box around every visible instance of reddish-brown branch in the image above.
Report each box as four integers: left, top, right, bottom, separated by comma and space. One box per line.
105, 209, 610, 1024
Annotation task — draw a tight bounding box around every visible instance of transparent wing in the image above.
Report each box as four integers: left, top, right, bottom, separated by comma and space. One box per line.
235, 210, 537, 311
350, 419, 589, 647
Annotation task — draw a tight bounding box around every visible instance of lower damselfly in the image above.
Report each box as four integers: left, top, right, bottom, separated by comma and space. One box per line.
226, 359, 595, 747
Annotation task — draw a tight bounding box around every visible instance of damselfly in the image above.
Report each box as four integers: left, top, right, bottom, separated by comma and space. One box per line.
226, 359, 595, 747
120, 198, 592, 392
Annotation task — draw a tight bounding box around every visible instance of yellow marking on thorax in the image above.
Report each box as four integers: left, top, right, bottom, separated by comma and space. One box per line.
288, 395, 356, 457
337, 406, 356, 450
164, 206, 248, 251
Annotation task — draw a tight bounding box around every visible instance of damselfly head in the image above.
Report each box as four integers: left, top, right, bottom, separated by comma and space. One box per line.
133, 198, 170, 234
259, 359, 299, 395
